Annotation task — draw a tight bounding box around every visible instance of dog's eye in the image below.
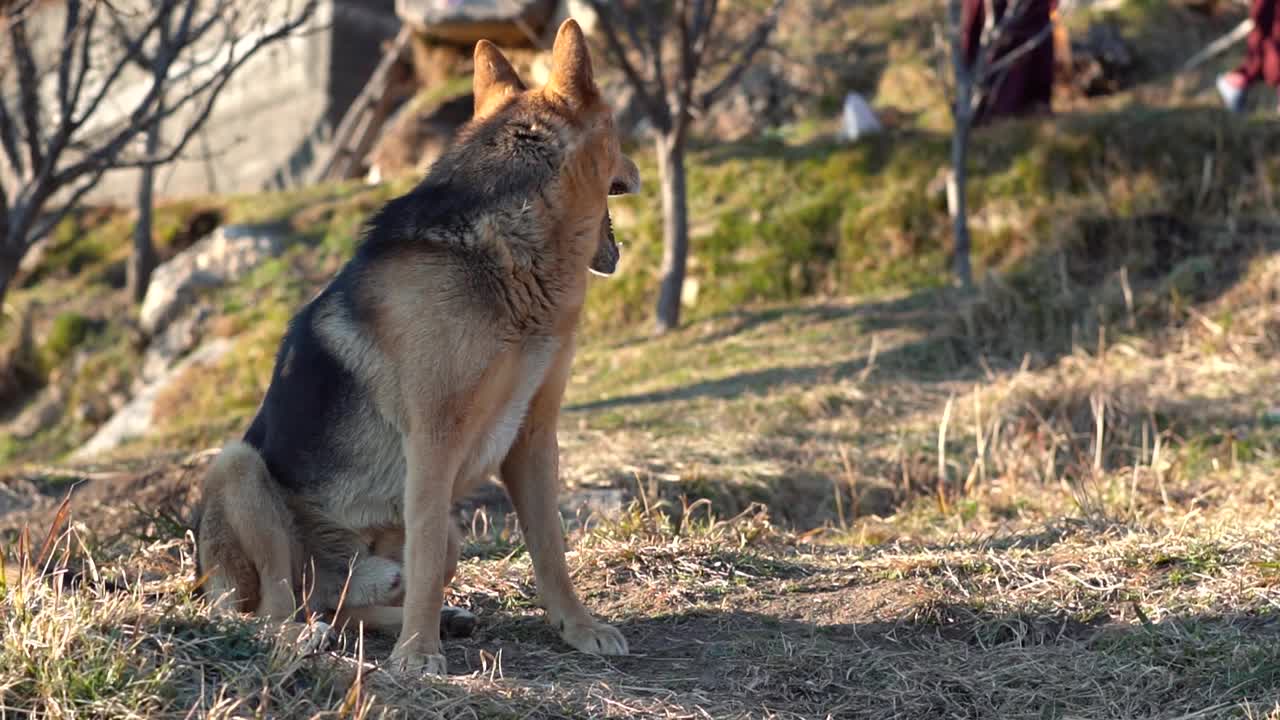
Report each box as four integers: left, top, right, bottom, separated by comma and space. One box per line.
608, 181, 629, 195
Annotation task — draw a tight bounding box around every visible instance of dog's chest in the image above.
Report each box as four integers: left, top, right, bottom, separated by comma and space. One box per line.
469, 338, 559, 476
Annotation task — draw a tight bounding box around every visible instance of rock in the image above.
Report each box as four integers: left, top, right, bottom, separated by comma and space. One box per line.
0, 482, 36, 521
70, 338, 232, 461
707, 63, 794, 142
139, 225, 285, 336
7, 386, 65, 440
140, 304, 213, 385
397, 0, 557, 47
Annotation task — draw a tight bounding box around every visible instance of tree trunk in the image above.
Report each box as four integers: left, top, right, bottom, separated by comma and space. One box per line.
948, 22, 976, 293
0, 249, 19, 306
947, 120, 974, 291
654, 131, 690, 334
127, 108, 163, 304
948, 0, 976, 292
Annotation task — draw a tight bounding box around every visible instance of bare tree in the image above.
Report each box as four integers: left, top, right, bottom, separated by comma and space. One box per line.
586, 0, 784, 334
0, 0, 318, 306
942, 0, 1061, 290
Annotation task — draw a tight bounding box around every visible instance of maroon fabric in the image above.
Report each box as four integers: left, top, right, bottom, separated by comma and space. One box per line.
1236, 0, 1280, 88
961, 0, 1056, 125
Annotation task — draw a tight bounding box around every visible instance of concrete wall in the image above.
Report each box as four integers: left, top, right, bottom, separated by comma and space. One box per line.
74, 0, 398, 205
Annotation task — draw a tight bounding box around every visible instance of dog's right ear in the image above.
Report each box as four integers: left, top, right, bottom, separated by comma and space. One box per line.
473, 39, 526, 119
545, 18, 597, 107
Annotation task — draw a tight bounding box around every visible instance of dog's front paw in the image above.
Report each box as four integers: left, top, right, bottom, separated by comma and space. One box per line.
388, 644, 448, 676
560, 618, 628, 656
348, 556, 404, 606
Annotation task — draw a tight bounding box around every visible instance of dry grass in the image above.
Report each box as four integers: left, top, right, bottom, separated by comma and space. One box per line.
4, 471, 1280, 719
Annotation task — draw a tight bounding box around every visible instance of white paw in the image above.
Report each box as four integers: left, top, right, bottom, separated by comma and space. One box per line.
347, 556, 403, 606
388, 646, 448, 676
560, 618, 628, 656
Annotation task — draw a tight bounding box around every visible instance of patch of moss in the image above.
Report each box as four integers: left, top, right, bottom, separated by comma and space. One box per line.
41, 312, 91, 369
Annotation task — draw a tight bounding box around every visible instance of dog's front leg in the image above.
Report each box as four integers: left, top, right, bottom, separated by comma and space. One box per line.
388, 436, 456, 676
501, 425, 628, 656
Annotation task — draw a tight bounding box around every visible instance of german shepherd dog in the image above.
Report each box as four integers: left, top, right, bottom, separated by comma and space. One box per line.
193, 19, 640, 675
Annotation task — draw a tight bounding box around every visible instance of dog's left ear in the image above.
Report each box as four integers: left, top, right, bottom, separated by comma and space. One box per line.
546, 18, 597, 106
474, 39, 526, 118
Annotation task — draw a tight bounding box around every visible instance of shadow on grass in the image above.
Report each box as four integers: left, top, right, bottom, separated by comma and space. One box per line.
330, 605, 1280, 719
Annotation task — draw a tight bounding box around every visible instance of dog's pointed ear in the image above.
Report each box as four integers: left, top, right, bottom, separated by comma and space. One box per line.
546, 18, 596, 105
473, 39, 525, 117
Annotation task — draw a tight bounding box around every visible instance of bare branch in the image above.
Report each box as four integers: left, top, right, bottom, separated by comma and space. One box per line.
947, 0, 971, 124
696, 0, 783, 111
641, 1, 670, 117
55, 0, 82, 127
0, 166, 8, 223
61, 0, 320, 178
0, 0, 37, 26
981, 13, 1054, 82
0, 86, 24, 180
27, 162, 113, 245
0, 0, 319, 283
8, 16, 45, 174
76, 5, 169, 129
584, 0, 670, 132
69, 0, 101, 118
687, 0, 718, 77
620, 3, 649, 68
673, 0, 696, 133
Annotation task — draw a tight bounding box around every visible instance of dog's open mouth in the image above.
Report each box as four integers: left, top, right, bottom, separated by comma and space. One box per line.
589, 210, 620, 277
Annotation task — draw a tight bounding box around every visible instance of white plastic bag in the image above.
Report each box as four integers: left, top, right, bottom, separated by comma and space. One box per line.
840, 92, 882, 142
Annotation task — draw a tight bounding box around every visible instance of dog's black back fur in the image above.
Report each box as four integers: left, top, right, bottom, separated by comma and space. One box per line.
241, 102, 566, 495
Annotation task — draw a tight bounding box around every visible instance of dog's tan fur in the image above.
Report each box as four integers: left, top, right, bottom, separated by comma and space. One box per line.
194, 19, 639, 675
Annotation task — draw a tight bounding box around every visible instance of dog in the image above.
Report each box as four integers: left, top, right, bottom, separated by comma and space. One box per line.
193, 18, 640, 675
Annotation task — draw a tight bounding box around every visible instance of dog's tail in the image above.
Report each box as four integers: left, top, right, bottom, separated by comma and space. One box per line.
194, 441, 299, 615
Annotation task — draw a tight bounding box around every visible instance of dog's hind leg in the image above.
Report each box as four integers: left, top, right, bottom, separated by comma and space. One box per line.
196, 441, 300, 620
334, 522, 475, 639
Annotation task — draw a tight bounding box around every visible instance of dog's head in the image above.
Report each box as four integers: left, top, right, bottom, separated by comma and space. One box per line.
470, 19, 640, 277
